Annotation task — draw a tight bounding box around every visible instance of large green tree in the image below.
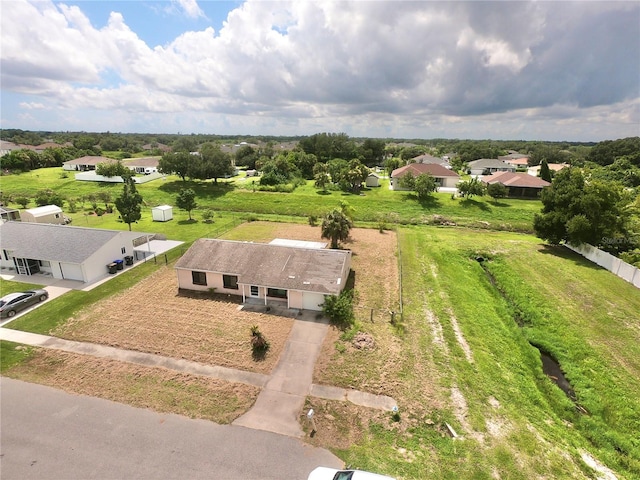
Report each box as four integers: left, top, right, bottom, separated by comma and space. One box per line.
158, 152, 192, 181
114, 175, 143, 231
96, 160, 129, 178
197, 143, 234, 183
321, 208, 353, 249
533, 168, 631, 248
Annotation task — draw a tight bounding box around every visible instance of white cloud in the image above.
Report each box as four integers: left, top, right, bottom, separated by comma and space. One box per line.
173, 0, 206, 19
0, 0, 638, 140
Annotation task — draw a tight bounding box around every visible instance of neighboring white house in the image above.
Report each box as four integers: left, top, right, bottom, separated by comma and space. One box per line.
152, 205, 173, 222
62, 156, 115, 171
123, 157, 160, 174
467, 159, 517, 176
175, 239, 352, 311
390, 163, 460, 190
0, 222, 156, 283
21, 205, 65, 225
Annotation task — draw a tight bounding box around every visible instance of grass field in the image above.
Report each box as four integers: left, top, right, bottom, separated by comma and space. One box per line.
303, 227, 640, 479
2, 167, 639, 479
2, 167, 541, 232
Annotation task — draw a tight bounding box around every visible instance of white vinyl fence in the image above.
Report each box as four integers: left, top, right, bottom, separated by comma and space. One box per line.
566, 243, 640, 289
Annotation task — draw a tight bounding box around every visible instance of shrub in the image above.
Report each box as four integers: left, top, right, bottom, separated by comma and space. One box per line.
250, 325, 270, 353
322, 290, 355, 325
15, 196, 30, 209
202, 209, 214, 223
308, 214, 318, 226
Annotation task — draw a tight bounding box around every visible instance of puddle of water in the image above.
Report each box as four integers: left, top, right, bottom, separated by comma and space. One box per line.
537, 348, 577, 401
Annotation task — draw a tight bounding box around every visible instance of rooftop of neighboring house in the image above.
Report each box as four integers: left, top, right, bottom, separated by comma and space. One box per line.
467, 158, 515, 169
391, 162, 459, 178
0, 222, 145, 264
63, 156, 116, 166
410, 154, 449, 166
528, 163, 569, 172
123, 157, 161, 167
482, 171, 551, 188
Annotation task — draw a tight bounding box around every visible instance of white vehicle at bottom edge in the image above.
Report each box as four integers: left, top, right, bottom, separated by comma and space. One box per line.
308, 466, 396, 480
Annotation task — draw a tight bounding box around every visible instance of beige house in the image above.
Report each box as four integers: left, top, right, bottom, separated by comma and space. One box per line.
175, 239, 352, 311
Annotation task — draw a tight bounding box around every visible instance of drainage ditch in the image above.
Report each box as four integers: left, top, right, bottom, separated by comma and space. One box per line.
475, 256, 585, 412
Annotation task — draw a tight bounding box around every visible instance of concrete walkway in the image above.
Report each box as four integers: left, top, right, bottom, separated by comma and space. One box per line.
233, 315, 330, 437
0, 318, 397, 438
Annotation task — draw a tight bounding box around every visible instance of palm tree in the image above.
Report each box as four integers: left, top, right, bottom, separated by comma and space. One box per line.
321, 208, 353, 249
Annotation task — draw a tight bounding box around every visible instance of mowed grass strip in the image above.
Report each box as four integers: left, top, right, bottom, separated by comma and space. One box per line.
3, 348, 259, 424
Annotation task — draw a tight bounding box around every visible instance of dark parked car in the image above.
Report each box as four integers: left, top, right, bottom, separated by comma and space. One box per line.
0, 289, 49, 318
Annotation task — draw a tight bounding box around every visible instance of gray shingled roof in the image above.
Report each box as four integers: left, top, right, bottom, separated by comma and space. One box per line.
467, 158, 515, 169
175, 239, 351, 295
0, 222, 142, 263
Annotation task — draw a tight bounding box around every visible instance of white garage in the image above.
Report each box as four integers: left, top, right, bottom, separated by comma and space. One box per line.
59, 262, 84, 281
302, 292, 326, 311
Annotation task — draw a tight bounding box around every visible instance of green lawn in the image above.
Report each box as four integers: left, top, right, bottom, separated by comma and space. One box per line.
2, 168, 541, 232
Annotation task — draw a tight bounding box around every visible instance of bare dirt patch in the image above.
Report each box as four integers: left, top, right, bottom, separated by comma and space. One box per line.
54, 266, 293, 374
5, 349, 259, 424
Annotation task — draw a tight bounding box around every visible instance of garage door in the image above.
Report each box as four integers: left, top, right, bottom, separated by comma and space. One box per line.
59, 262, 84, 281
302, 292, 325, 311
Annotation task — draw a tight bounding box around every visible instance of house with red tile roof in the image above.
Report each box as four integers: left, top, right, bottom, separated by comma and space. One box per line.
481, 171, 550, 198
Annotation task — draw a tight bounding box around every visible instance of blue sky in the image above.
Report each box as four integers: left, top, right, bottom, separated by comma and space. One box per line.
1, 1, 639, 141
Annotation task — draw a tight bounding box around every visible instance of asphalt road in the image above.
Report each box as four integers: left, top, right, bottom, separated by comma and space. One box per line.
0, 378, 342, 480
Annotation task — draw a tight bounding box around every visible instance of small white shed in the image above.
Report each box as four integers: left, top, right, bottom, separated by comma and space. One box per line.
365, 173, 380, 187
21, 205, 64, 224
152, 205, 173, 222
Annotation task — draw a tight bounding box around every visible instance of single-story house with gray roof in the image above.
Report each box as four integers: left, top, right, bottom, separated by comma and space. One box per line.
467, 159, 516, 176
175, 239, 352, 311
0, 222, 155, 283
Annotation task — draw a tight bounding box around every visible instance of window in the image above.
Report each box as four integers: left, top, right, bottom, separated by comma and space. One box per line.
191, 271, 207, 286
121, 247, 126, 254
3, 249, 8, 261
223, 275, 239, 290
267, 288, 287, 299
250, 285, 259, 296
38, 260, 51, 267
